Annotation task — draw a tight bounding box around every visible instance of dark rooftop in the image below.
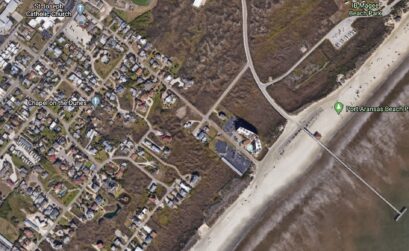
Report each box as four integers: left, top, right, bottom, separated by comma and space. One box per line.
215, 140, 252, 176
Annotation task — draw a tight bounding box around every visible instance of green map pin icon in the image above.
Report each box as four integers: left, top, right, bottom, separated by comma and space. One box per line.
334, 101, 344, 115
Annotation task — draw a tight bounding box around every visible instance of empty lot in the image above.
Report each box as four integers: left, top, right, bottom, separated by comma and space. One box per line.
249, 0, 345, 82
146, 0, 246, 113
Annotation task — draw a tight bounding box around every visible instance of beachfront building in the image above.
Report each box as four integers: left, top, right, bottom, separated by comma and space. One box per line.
236, 127, 262, 156
215, 140, 252, 176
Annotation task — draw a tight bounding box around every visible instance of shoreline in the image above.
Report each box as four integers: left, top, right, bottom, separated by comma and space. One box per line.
190, 10, 409, 251
234, 48, 409, 251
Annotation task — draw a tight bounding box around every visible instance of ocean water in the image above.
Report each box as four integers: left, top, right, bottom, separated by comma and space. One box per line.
234, 59, 409, 251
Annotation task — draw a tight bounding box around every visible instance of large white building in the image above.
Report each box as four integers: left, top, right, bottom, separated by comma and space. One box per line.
28, 16, 65, 31
193, 0, 206, 8
236, 127, 263, 155
0, 0, 21, 35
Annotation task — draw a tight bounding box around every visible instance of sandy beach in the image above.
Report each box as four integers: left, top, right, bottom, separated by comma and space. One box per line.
191, 11, 409, 251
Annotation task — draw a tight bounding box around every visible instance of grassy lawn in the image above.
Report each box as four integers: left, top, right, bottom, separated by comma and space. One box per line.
70, 204, 84, 219
11, 155, 25, 168
110, 22, 119, 32
131, 0, 150, 6
0, 74, 5, 83
27, 32, 48, 52
156, 206, 172, 226
168, 61, 182, 77
41, 128, 59, 142
114, 9, 132, 22
40, 161, 79, 205
58, 216, 70, 226
266, 0, 321, 40
136, 190, 150, 207
118, 89, 134, 111
11, 155, 26, 169
61, 189, 80, 206
95, 150, 109, 162
156, 184, 166, 199
0, 218, 19, 241
58, 81, 74, 96
85, 3, 100, 19
16, 50, 33, 64
16, 0, 35, 15
84, 161, 94, 168
39, 159, 59, 188
129, 11, 153, 36
47, 102, 61, 114
40, 159, 58, 177
63, 111, 76, 122
0, 192, 36, 228
94, 51, 123, 79
147, 88, 164, 116
130, 119, 149, 143
0, 182, 12, 198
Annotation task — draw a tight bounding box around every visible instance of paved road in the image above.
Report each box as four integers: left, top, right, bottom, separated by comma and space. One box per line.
23, 12, 77, 77
193, 63, 249, 135
0, 78, 87, 248
2, 23, 175, 248
166, 82, 258, 163
241, 0, 294, 123
0, 21, 22, 50
139, 145, 186, 180
109, 156, 170, 188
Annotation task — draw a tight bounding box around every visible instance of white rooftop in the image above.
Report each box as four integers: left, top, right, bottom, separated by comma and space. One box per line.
0, 0, 21, 35
193, 0, 206, 8
28, 16, 65, 31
